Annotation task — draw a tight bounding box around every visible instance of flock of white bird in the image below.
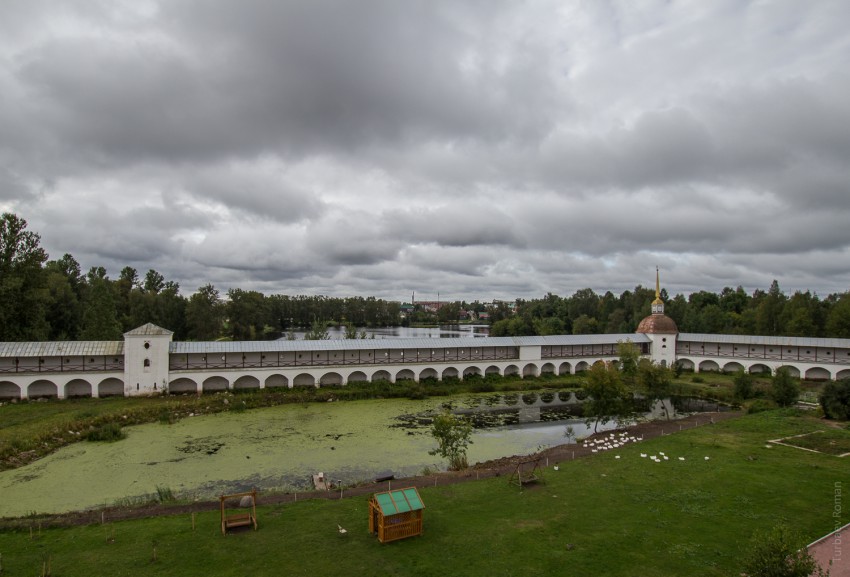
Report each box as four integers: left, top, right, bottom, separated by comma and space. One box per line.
583, 430, 642, 453
580, 431, 711, 463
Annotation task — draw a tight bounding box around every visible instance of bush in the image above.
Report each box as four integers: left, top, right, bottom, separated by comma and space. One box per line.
820, 378, 850, 420
747, 399, 776, 414
470, 381, 496, 393
85, 422, 126, 442
741, 523, 827, 577
155, 485, 175, 503
691, 375, 704, 384
406, 385, 428, 400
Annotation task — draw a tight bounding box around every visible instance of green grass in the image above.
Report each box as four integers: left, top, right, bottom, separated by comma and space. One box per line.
0, 409, 844, 576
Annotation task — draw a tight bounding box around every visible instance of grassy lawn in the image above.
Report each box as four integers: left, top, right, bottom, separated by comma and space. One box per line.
0, 409, 844, 576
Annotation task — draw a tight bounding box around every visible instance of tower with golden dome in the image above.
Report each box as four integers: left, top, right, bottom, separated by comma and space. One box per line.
635, 268, 678, 366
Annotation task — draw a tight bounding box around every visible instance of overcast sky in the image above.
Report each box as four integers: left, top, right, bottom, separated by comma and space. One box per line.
2, 1, 849, 302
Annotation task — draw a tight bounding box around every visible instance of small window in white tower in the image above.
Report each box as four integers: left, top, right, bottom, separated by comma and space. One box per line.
143, 358, 150, 368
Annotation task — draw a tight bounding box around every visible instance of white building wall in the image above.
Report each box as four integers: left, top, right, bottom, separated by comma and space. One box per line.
647, 333, 677, 367
519, 345, 542, 361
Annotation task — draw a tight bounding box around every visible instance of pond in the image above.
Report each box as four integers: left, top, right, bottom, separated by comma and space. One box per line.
0, 393, 723, 517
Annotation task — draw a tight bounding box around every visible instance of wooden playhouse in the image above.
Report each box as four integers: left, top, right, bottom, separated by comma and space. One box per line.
368, 487, 425, 543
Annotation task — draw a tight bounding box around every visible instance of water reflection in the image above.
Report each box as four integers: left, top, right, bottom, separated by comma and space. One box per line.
400, 393, 726, 434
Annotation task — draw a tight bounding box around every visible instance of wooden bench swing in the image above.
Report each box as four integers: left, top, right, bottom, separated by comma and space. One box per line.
220, 490, 258, 535
508, 456, 545, 490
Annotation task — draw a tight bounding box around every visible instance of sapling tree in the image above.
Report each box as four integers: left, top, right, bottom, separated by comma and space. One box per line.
583, 361, 632, 433
616, 340, 640, 388
303, 320, 330, 340
638, 358, 672, 400
429, 410, 473, 471
733, 370, 754, 401
771, 367, 800, 407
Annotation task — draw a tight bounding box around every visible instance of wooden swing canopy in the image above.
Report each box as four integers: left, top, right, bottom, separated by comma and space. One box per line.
220, 490, 258, 535
508, 456, 545, 489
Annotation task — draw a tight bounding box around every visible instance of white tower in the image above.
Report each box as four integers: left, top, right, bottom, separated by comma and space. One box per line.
123, 323, 173, 396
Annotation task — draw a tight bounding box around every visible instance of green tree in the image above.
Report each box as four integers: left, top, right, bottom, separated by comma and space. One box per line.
720, 285, 750, 314
490, 316, 535, 337
572, 314, 599, 335
114, 266, 138, 328
733, 370, 754, 401
485, 300, 514, 324
617, 340, 640, 388
303, 320, 330, 340
825, 292, 850, 338
428, 410, 473, 471
756, 280, 786, 336
820, 378, 850, 420
157, 281, 186, 338
44, 254, 84, 339
185, 284, 223, 340
437, 301, 461, 324
533, 316, 565, 335
143, 269, 165, 294
780, 291, 820, 337
771, 367, 800, 407
81, 268, 122, 340
343, 323, 358, 339
226, 289, 268, 340
741, 523, 827, 577
583, 361, 632, 433
0, 213, 50, 340
637, 358, 672, 406
568, 288, 600, 322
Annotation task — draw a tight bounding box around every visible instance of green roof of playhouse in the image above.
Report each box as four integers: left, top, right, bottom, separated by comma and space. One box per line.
373, 488, 424, 516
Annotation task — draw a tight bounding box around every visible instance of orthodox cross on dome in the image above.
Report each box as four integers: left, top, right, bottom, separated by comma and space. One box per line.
651, 266, 665, 315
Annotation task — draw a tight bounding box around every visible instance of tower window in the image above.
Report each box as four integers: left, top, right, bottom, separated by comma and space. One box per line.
143, 359, 150, 367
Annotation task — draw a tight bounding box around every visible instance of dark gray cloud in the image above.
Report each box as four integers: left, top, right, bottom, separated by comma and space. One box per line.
1, 0, 849, 301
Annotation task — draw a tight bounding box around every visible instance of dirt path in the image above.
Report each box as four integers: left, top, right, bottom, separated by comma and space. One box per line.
0, 410, 742, 529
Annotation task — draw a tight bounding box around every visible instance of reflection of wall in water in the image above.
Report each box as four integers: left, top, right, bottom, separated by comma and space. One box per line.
456, 393, 724, 430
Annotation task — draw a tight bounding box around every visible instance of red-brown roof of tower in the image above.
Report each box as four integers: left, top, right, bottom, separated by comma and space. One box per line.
635, 313, 679, 334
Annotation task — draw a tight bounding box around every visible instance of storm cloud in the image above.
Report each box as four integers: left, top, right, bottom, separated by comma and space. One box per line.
2, 0, 849, 301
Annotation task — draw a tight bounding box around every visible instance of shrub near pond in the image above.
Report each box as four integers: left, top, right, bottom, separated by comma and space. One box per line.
84, 422, 126, 442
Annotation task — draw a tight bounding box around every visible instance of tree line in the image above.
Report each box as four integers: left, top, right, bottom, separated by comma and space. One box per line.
490, 281, 850, 339
0, 214, 402, 341
2, 212, 850, 342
